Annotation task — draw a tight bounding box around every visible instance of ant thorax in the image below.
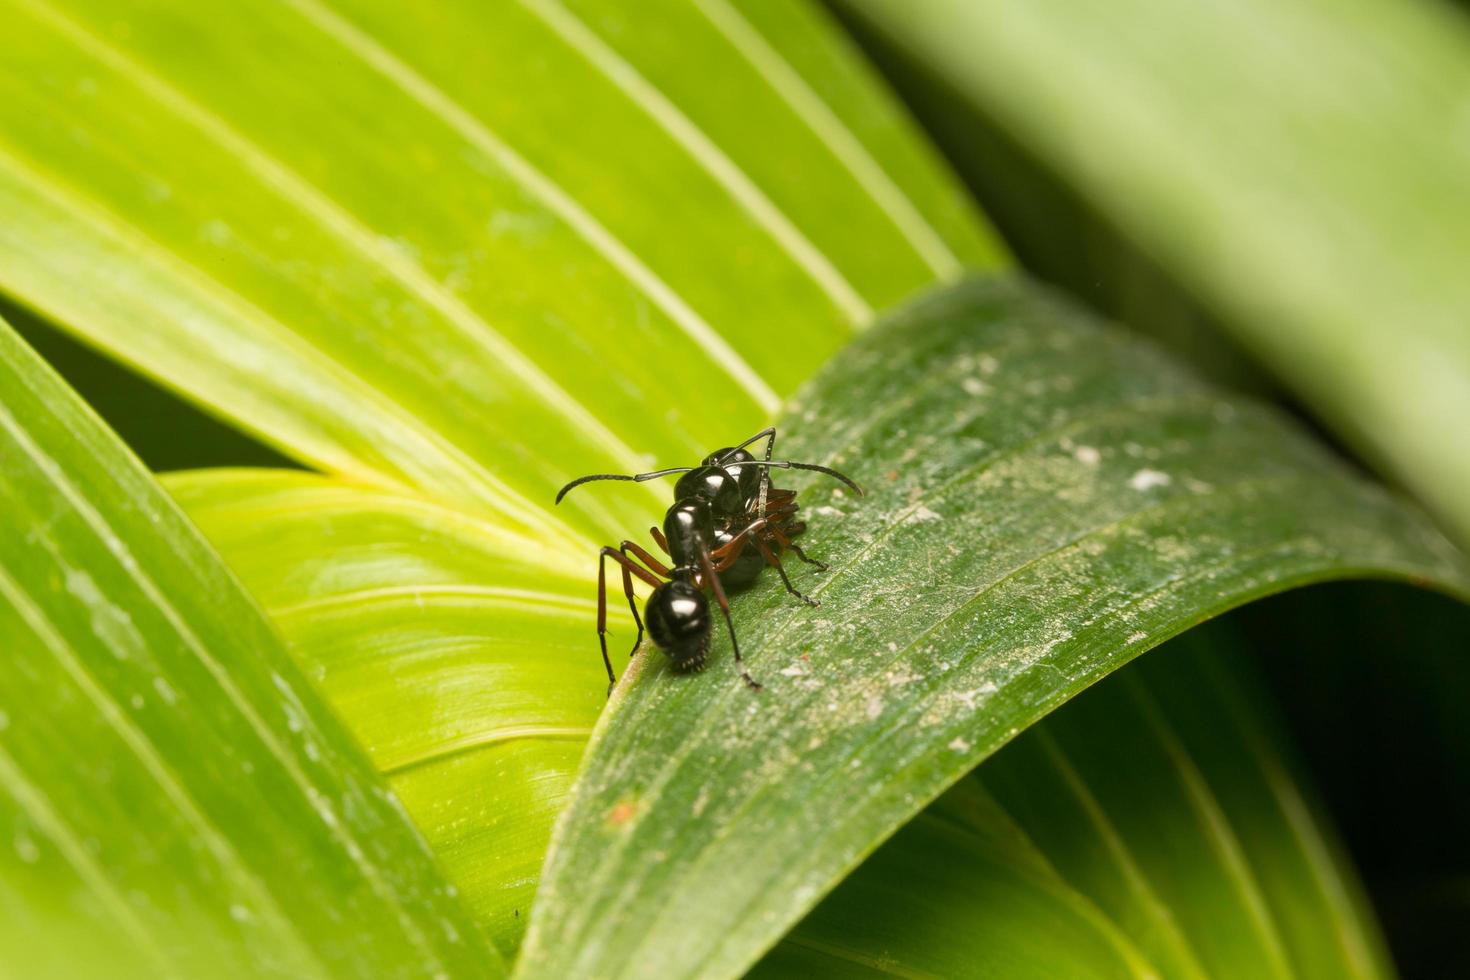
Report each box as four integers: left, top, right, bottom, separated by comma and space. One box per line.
663, 498, 715, 569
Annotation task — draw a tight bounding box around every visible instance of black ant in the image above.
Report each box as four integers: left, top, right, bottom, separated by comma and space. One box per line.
555, 427, 861, 695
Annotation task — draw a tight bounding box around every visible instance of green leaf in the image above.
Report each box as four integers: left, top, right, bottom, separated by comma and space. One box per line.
1235, 582, 1470, 972
0, 0, 999, 548
0, 315, 501, 977
164, 468, 604, 955
515, 277, 1470, 979
760, 622, 1391, 979
759, 783, 1157, 980
166, 455, 1400, 977
832, 0, 1470, 552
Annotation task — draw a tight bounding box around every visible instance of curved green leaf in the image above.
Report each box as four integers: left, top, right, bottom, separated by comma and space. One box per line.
516, 277, 1470, 979
167, 459, 1398, 977
0, 316, 500, 977
0, 0, 998, 549
759, 784, 1156, 980
834, 0, 1470, 552
163, 468, 602, 955
760, 622, 1391, 979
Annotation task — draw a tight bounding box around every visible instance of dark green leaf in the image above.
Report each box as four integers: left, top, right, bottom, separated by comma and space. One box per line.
832, 0, 1470, 551
517, 276, 1470, 979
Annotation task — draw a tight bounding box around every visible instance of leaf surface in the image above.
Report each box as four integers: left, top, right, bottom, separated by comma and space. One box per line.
166, 468, 605, 954
834, 0, 1470, 551
516, 277, 1470, 979
0, 0, 998, 547
759, 622, 1391, 979
169, 458, 1401, 977
0, 317, 501, 977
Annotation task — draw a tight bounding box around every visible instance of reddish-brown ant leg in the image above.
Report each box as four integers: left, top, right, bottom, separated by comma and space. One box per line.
752, 533, 819, 607
698, 549, 761, 690
711, 516, 770, 560
597, 546, 663, 694
621, 539, 672, 578
770, 525, 827, 571
649, 525, 670, 556
713, 534, 758, 572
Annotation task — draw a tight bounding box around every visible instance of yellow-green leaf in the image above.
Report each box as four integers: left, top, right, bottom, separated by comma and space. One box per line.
0, 315, 501, 977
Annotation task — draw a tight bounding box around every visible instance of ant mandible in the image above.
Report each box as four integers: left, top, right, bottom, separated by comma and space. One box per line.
555, 427, 861, 696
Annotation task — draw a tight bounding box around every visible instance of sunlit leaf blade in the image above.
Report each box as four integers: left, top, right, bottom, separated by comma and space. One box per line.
762, 623, 1390, 979
165, 469, 605, 955
0, 0, 998, 547
0, 318, 501, 977
834, 0, 1470, 552
516, 276, 1470, 980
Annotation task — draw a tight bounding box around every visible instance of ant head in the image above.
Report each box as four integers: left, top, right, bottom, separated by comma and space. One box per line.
674, 465, 744, 519
663, 498, 714, 568
704, 447, 762, 499
645, 580, 710, 671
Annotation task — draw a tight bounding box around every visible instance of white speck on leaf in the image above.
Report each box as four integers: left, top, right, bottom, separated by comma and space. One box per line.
1074, 445, 1101, 466
152, 676, 177, 705
1129, 468, 1172, 491
954, 683, 998, 711
948, 737, 973, 753
907, 505, 942, 524
960, 377, 989, 396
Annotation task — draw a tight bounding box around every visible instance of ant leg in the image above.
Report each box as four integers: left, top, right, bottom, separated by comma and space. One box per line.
712, 529, 762, 573
786, 543, 828, 572
710, 517, 771, 568
770, 524, 827, 572
698, 550, 762, 691
598, 547, 663, 696
595, 551, 617, 695
753, 533, 819, 607
648, 526, 671, 558
621, 540, 671, 578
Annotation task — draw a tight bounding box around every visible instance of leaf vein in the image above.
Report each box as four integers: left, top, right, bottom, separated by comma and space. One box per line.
692, 0, 963, 278
515, 0, 873, 325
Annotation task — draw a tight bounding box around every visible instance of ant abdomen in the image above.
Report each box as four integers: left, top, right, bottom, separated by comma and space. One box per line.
645, 580, 711, 671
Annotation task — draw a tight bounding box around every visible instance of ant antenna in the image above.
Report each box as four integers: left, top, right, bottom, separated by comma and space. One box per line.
726, 460, 865, 496
715, 426, 776, 464
555, 456, 862, 504
555, 467, 695, 504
